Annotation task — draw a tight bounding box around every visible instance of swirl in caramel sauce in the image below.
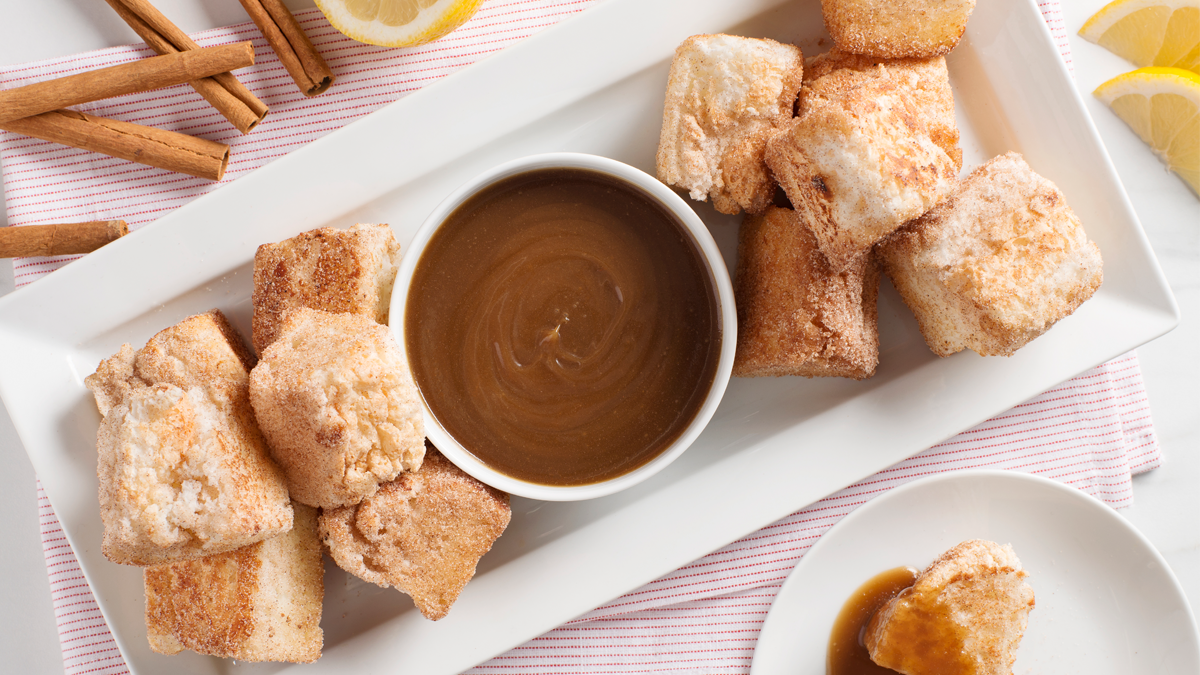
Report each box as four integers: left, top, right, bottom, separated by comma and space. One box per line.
405, 168, 720, 486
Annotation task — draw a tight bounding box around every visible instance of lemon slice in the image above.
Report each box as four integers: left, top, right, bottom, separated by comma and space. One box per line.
1079, 0, 1199, 73
315, 0, 484, 48
1095, 67, 1200, 194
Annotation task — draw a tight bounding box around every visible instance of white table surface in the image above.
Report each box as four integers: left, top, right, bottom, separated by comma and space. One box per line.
0, 1, 1195, 672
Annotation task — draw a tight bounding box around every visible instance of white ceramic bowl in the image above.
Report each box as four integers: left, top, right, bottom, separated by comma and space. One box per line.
389, 153, 736, 501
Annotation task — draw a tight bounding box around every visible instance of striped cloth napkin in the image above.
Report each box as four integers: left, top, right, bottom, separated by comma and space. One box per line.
0, 1, 1161, 674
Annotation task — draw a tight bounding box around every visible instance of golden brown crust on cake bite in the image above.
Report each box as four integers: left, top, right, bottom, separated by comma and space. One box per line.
822, 0, 976, 59
252, 223, 400, 354
319, 448, 511, 621
145, 503, 324, 663
765, 67, 957, 272
865, 539, 1035, 675
86, 310, 292, 567
878, 152, 1103, 357
249, 307, 424, 509
802, 49, 962, 170
656, 34, 804, 215
733, 207, 879, 380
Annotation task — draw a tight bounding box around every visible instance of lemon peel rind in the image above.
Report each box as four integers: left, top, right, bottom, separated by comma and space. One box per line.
1093, 66, 1200, 100
1094, 67, 1200, 196
1079, 0, 1199, 39
315, 0, 485, 48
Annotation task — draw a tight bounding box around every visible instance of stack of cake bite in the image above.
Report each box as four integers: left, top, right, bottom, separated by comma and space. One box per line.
86, 309, 319, 662
656, 0, 1102, 379
85, 223, 512, 664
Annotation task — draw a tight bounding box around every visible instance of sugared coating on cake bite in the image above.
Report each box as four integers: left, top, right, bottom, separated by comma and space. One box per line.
733, 206, 880, 380
249, 307, 425, 509
766, 65, 958, 271
801, 49, 962, 170
145, 503, 324, 663
878, 152, 1103, 357
821, 0, 976, 59
656, 33, 804, 215
86, 310, 293, 567
865, 539, 1035, 675
252, 222, 400, 355
319, 448, 511, 621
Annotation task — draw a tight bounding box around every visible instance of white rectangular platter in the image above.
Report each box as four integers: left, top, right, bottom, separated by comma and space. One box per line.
0, 0, 1178, 673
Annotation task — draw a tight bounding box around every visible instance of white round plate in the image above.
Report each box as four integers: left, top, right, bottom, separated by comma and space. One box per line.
751, 470, 1199, 675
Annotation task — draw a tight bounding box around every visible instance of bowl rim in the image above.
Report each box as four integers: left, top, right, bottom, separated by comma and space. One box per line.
389, 152, 737, 501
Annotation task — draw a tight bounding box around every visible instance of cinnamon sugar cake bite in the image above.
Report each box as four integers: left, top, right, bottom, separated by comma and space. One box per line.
656, 34, 804, 215
249, 307, 425, 509
821, 0, 976, 59
85, 310, 292, 566
865, 539, 1035, 675
878, 153, 1103, 357
765, 60, 958, 271
800, 49, 962, 171
251, 222, 399, 354
319, 448, 511, 620
733, 206, 879, 380
144, 503, 324, 663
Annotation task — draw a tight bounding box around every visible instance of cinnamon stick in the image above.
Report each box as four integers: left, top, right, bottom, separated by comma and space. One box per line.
103, 0, 268, 134
0, 220, 128, 258
1, 110, 229, 181
238, 0, 334, 96
0, 42, 255, 125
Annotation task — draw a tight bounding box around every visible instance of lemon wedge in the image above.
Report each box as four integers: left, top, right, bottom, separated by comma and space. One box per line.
1095, 67, 1200, 194
1079, 0, 1199, 74
315, 0, 484, 48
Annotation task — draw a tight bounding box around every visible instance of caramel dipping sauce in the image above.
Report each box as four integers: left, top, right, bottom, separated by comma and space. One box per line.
828, 566, 918, 675
405, 167, 721, 487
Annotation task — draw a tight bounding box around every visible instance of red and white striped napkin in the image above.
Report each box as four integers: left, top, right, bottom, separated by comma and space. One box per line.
1, 2, 1162, 674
